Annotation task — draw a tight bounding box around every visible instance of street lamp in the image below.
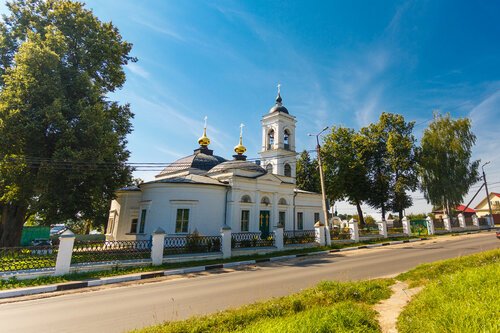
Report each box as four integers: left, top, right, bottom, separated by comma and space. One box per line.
308, 126, 330, 245
482, 161, 494, 226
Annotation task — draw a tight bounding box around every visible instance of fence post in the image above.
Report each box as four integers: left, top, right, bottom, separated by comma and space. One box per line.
443, 214, 452, 231
151, 228, 166, 266
348, 218, 359, 242
314, 222, 326, 246
472, 214, 479, 227
274, 226, 284, 250
377, 220, 387, 238
458, 213, 466, 228
54, 229, 75, 276
402, 216, 411, 236
426, 216, 435, 235
220, 226, 232, 259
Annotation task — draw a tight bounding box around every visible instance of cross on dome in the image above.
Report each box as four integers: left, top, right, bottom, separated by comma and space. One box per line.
198, 115, 211, 147
234, 123, 247, 156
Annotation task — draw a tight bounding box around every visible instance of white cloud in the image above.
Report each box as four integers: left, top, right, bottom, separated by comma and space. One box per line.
127, 62, 150, 79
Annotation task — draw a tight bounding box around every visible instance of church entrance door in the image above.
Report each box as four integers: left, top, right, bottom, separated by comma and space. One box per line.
259, 211, 270, 237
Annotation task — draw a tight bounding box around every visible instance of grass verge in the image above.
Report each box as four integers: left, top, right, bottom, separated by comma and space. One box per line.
396, 247, 500, 287
132, 279, 393, 333
397, 262, 500, 333
0, 236, 418, 291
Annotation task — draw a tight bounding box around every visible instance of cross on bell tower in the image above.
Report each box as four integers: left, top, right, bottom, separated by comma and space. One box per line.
259, 85, 297, 182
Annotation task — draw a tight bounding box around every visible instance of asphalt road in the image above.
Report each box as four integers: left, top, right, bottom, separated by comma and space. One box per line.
0, 232, 498, 333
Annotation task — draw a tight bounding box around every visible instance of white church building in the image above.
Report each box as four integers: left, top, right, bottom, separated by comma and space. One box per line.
106, 91, 324, 240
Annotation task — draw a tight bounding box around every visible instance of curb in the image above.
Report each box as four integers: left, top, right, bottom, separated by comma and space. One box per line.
0, 232, 487, 300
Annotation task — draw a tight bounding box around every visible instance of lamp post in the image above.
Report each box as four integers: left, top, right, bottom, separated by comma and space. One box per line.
309, 126, 330, 245
482, 161, 494, 226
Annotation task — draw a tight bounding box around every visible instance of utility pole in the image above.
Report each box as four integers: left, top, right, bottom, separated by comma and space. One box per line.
482, 161, 494, 226
309, 127, 330, 245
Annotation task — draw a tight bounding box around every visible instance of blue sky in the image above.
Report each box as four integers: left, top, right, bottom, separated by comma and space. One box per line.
1, 0, 499, 216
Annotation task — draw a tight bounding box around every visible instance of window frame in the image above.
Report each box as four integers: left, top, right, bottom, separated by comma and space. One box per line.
240, 209, 250, 232
175, 208, 190, 234
297, 212, 304, 230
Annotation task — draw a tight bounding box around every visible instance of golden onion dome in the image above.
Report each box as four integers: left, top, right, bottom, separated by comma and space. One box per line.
198, 127, 210, 146
234, 123, 247, 155
234, 138, 247, 155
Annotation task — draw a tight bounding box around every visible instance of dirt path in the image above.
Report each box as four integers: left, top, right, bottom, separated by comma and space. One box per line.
374, 281, 423, 333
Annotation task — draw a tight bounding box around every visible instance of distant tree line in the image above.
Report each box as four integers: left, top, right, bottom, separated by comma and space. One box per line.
296, 112, 479, 225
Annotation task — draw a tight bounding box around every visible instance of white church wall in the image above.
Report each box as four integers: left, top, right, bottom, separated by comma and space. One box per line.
107, 191, 142, 241
140, 183, 227, 236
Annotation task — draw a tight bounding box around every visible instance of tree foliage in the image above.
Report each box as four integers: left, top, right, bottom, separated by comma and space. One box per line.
360, 113, 418, 220
419, 113, 479, 214
322, 127, 369, 225
0, 0, 135, 246
295, 150, 320, 193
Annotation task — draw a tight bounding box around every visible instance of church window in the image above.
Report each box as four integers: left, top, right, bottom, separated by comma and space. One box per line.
279, 211, 286, 227
130, 218, 138, 234
278, 198, 287, 205
241, 195, 252, 203
284, 129, 290, 150
241, 210, 250, 232
175, 209, 189, 233
139, 209, 147, 233
266, 164, 273, 174
268, 129, 274, 149
297, 212, 304, 230
284, 163, 292, 177
261, 196, 270, 205
314, 212, 320, 223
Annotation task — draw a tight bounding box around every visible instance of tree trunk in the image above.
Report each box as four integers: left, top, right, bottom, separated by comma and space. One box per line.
355, 200, 365, 225
398, 209, 403, 222
381, 206, 386, 221
0, 203, 28, 247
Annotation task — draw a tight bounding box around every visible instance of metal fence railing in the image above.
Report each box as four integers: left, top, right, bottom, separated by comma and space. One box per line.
231, 232, 274, 249
164, 235, 221, 255
387, 226, 404, 235
433, 219, 446, 230
284, 230, 316, 245
0, 245, 59, 272
330, 227, 351, 240
359, 226, 381, 237
71, 240, 151, 264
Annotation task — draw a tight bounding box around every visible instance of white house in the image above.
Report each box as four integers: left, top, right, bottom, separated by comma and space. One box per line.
106, 91, 324, 240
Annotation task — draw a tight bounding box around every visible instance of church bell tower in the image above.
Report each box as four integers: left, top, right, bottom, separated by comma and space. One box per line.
259, 85, 297, 183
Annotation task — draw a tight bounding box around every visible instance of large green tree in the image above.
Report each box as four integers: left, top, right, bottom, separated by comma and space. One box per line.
322, 127, 370, 225
360, 113, 418, 221
0, 0, 135, 246
419, 113, 479, 215
296, 150, 320, 193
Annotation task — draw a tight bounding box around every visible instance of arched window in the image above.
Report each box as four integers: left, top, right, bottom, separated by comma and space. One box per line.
241, 195, 252, 203
278, 198, 287, 205
261, 196, 271, 205
284, 163, 292, 177
267, 129, 274, 149
266, 164, 273, 174
284, 129, 290, 150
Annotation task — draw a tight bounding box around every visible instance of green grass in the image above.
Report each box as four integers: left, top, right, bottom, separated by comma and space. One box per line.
397, 248, 500, 287
397, 263, 500, 333
238, 302, 379, 333
132, 279, 393, 333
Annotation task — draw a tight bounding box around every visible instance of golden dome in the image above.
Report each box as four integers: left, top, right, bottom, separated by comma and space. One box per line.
234, 138, 247, 155
198, 127, 210, 146
234, 123, 246, 155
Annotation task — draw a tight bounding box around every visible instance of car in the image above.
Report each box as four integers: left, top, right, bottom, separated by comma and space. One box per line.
496, 230, 500, 240
50, 224, 67, 235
